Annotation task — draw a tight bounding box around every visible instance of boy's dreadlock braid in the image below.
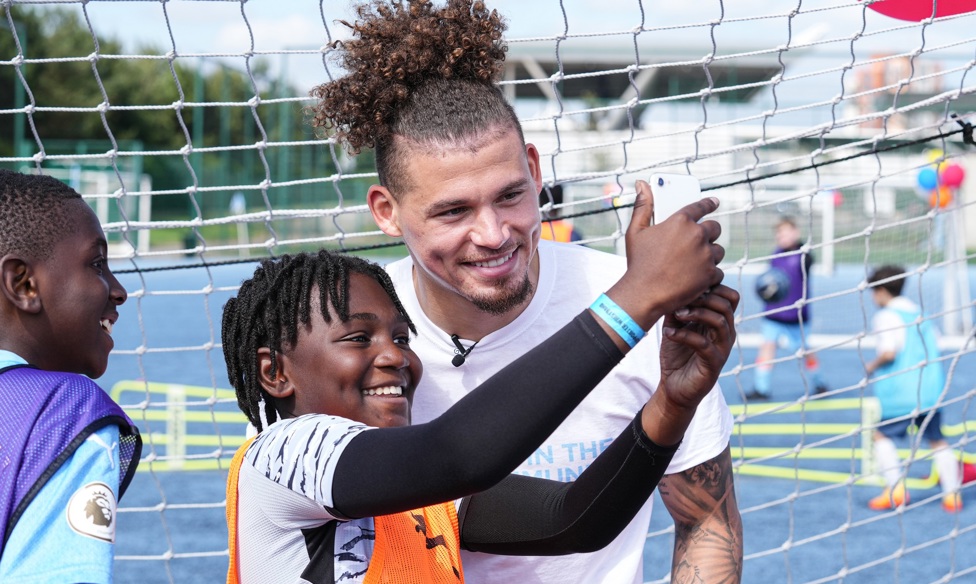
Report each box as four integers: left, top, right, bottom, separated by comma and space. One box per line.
222, 251, 415, 431
222, 259, 270, 429
223, 255, 297, 430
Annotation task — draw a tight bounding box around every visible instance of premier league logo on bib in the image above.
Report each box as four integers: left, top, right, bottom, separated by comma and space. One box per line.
66, 482, 117, 542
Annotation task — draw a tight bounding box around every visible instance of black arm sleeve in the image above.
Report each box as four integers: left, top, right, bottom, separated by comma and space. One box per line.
331, 310, 624, 519
457, 412, 678, 555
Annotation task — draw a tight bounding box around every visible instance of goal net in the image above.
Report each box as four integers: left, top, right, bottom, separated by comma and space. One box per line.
1, 1, 974, 582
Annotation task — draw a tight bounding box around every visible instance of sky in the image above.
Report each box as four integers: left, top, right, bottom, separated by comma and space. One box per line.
50, 0, 976, 97
82, 0, 733, 92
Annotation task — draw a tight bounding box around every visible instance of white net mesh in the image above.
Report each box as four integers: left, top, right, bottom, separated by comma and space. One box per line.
2, 1, 974, 582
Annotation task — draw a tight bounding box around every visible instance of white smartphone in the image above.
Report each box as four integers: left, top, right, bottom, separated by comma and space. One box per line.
649, 173, 703, 225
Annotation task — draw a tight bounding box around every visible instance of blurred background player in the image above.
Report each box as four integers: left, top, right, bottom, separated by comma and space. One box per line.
0, 169, 141, 582
539, 184, 583, 243
865, 265, 962, 513
748, 215, 828, 401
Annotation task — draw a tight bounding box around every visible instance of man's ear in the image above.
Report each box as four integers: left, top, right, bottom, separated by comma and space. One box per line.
257, 347, 294, 399
525, 142, 544, 193
0, 255, 41, 314
367, 184, 403, 238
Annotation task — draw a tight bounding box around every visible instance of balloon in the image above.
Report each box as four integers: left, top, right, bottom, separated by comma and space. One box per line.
941, 163, 966, 188
964, 462, 976, 485
917, 167, 938, 191
864, 0, 976, 22
924, 150, 950, 174
929, 186, 953, 209
817, 189, 844, 207
602, 182, 621, 208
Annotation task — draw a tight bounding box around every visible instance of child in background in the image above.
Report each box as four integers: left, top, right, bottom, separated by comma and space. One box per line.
223, 188, 737, 583
865, 265, 962, 512
748, 215, 828, 400
0, 169, 142, 582
539, 184, 583, 243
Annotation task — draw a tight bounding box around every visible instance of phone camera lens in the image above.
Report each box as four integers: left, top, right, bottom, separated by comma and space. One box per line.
657, 177, 665, 187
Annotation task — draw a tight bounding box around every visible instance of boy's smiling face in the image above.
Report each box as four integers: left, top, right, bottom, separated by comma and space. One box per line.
30, 200, 127, 378
267, 272, 423, 428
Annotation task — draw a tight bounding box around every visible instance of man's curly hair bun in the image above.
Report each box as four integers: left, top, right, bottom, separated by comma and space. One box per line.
309, 0, 508, 153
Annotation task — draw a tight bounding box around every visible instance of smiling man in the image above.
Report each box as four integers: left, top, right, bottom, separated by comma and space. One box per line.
309, 1, 742, 582
370, 126, 544, 334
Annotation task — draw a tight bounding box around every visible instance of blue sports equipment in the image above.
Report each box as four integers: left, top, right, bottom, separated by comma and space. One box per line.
756, 267, 791, 303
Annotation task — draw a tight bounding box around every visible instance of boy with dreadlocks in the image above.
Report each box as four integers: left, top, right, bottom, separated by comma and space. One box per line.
0, 169, 141, 582
223, 183, 736, 582
308, 1, 742, 582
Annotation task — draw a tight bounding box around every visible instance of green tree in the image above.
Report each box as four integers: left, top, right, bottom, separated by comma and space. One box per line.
0, 6, 335, 223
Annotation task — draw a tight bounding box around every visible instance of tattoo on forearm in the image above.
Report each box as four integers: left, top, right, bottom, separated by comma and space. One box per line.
660, 446, 743, 583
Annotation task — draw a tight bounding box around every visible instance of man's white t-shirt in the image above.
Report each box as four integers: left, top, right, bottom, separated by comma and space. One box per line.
387, 239, 734, 584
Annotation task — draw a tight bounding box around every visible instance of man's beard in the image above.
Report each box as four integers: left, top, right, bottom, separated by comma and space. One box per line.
468, 274, 534, 316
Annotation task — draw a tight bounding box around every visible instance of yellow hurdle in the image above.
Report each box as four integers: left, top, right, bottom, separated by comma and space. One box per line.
113, 381, 976, 482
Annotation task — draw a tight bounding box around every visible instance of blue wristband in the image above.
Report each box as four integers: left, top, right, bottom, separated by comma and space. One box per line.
590, 293, 646, 348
